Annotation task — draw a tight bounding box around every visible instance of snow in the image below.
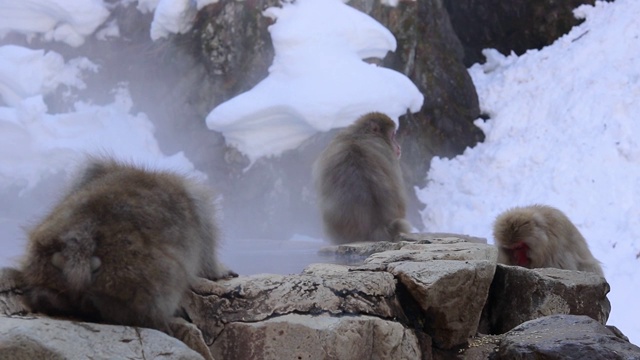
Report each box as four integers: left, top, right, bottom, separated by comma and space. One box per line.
0, 46, 198, 191
418, 0, 640, 343
149, 0, 196, 40
0, 0, 109, 47
205, 0, 423, 163
0, 0, 637, 345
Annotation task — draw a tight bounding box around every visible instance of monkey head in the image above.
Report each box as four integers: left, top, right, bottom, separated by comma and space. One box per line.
354, 112, 401, 158
493, 211, 551, 269
22, 218, 102, 316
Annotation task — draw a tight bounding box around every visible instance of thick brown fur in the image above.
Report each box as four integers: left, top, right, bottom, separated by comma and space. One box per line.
313, 112, 411, 244
493, 204, 604, 276
20, 157, 236, 334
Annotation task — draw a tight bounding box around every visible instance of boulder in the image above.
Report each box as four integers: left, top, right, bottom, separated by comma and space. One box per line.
388, 260, 495, 349
494, 314, 640, 360
211, 314, 422, 360
0, 316, 203, 360
182, 266, 402, 346
443, 0, 602, 66
483, 265, 611, 334
1, 235, 635, 359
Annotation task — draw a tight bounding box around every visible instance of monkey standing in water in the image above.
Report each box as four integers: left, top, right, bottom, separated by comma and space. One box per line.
20, 157, 236, 337
493, 204, 604, 276
313, 112, 411, 244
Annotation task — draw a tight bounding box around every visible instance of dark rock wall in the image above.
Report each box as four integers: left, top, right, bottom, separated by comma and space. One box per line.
443, 0, 606, 66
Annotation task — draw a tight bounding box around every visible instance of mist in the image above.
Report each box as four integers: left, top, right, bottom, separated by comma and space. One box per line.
0, 0, 403, 275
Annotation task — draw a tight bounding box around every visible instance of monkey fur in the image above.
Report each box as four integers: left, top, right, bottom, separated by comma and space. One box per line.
313, 112, 411, 244
493, 204, 604, 276
20, 157, 236, 333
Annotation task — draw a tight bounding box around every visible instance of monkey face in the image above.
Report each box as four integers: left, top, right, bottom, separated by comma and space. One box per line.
505, 242, 531, 267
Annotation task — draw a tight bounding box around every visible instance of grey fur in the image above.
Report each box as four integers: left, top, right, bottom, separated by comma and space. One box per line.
313, 112, 411, 244
493, 204, 604, 276
20, 157, 235, 333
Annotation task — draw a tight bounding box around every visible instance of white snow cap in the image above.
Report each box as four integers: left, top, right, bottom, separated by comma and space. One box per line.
0, 0, 109, 47
0, 45, 197, 190
206, 0, 424, 163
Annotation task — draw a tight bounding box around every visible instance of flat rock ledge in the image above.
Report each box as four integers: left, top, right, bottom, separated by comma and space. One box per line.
1, 233, 636, 360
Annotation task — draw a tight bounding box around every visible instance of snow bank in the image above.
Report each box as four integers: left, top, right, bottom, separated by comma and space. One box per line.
417, 0, 640, 342
0, 45, 198, 191
205, 0, 423, 163
0, 0, 109, 47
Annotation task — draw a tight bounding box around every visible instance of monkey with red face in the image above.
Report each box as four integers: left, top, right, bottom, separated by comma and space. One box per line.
493, 204, 604, 276
313, 112, 411, 244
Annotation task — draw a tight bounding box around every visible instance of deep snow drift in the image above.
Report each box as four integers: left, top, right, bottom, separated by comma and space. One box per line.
418, 0, 640, 343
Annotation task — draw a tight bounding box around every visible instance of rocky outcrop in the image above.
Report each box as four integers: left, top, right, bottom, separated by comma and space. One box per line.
483, 265, 611, 334
494, 315, 640, 359
0, 316, 203, 360
443, 0, 603, 66
211, 314, 422, 360
187, 0, 484, 238
1, 233, 631, 360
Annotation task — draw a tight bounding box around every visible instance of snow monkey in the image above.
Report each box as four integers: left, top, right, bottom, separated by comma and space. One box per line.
493, 204, 604, 276
20, 156, 236, 334
313, 112, 411, 244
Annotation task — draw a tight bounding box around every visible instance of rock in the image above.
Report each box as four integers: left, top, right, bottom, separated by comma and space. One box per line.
364, 241, 497, 265
0, 316, 204, 360
0, 235, 630, 359
349, 0, 484, 228
190, 0, 484, 239
318, 241, 406, 265
443, 0, 600, 66
494, 315, 640, 360
397, 233, 487, 244
484, 265, 611, 334
182, 269, 402, 346
318, 233, 490, 266
211, 313, 422, 360
390, 260, 496, 349
0, 268, 28, 317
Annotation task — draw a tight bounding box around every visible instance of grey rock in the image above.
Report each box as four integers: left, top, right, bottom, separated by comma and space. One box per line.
390, 260, 496, 349
182, 271, 402, 345
0, 268, 28, 317
318, 234, 491, 266
364, 242, 498, 265
211, 314, 422, 360
495, 314, 640, 360
443, 0, 600, 66
0, 316, 204, 360
484, 265, 611, 334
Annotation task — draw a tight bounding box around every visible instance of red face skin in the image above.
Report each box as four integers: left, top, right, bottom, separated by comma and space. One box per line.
510, 241, 531, 267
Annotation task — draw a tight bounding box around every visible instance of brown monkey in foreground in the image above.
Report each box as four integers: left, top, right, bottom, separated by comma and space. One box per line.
493, 204, 604, 276
313, 112, 411, 244
20, 157, 236, 334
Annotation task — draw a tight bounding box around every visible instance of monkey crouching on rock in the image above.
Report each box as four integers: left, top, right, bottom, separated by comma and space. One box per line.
493, 204, 604, 276
20, 157, 236, 337
313, 112, 412, 244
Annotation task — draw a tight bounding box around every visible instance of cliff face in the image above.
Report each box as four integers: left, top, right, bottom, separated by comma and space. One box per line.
2, 233, 635, 360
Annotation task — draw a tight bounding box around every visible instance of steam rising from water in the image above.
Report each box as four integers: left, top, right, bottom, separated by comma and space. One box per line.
0, 0, 420, 275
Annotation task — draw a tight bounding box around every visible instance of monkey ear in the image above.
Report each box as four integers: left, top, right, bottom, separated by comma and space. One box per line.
369, 121, 382, 134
